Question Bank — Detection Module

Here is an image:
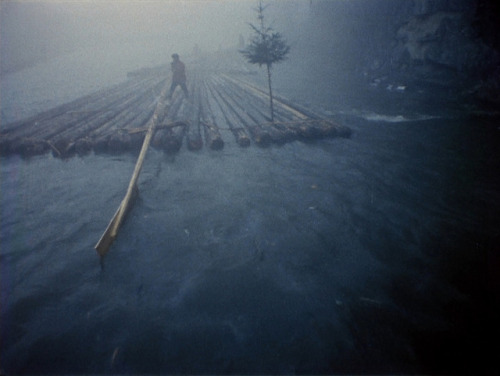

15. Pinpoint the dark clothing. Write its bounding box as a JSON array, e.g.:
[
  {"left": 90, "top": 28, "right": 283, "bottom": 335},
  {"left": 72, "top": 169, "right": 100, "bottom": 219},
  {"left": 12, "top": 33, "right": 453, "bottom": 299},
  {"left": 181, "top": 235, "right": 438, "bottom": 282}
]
[
  {"left": 169, "top": 81, "right": 189, "bottom": 99},
  {"left": 171, "top": 60, "right": 186, "bottom": 83},
  {"left": 168, "top": 59, "right": 188, "bottom": 99}
]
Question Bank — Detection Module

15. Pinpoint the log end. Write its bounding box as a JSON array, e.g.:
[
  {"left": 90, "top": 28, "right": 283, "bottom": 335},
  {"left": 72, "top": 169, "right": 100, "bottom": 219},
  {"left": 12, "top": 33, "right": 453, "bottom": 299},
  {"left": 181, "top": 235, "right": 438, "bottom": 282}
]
[
  {"left": 153, "top": 128, "right": 184, "bottom": 154},
  {"left": 187, "top": 137, "right": 203, "bottom": 151},
  {"left": 108, "top": 132, "right": 133, "bottom": 153},
  {"left": 75, "top": 138, "right": 92, "bottom": 156},
  {"left": 53, "top": 138, "right": 76, "bottom": 158},
  {"left": 236, "top": 130, "right": 251, "bottom": 147},
  {"left": 93, "top": 136, "right": 111, "bottom": 154},
  {"left": 208, "top": 137, "right": 224, "bottom": 150},
  {"left": 255, "top": 132, "right": 272, "bottom": 147},
  {"left": 2, "top": 138, "right": 49, "bottom": 158},
  {"left": 336, "top": 125, "right": 353, "bottom": 138}
]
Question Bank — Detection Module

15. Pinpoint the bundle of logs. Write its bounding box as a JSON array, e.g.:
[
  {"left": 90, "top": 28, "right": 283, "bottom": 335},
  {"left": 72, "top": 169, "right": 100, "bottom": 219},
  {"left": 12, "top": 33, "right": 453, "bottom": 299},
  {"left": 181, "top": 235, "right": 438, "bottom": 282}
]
[{"left": 0, "top": 70, "right": 351, "bottom": 158}]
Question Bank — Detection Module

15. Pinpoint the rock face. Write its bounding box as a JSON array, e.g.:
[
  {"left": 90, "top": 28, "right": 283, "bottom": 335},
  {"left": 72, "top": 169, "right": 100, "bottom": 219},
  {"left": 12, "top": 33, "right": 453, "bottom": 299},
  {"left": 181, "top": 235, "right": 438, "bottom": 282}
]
[
  {"left": 390, "top": 2, "right": 500, "bottom": 103},
  {"left": 394, "top": 10, "right": 498, "bottom": 75},
  {"left": 397, "top": 12, "right": 467, "bottom": 65},
  {"left": 279, "top": 0, "right": 500, "bottom": 105},
  {"left": 379, "top": 0, "right": 499, "bottom": 103}
]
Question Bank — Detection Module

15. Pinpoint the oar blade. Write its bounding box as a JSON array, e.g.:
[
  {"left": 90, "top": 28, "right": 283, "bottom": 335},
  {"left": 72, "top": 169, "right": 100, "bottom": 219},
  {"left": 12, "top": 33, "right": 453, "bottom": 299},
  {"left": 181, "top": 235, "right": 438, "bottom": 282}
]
[{"left": 95, "top": 205, "right": 122, "bottom": 257}]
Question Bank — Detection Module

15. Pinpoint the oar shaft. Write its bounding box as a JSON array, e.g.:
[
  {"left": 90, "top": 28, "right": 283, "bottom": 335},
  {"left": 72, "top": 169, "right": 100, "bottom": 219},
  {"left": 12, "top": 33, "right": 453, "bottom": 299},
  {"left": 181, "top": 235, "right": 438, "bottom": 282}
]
[{"left": 95, "top": 81, "right": 170, "bottom": 257}]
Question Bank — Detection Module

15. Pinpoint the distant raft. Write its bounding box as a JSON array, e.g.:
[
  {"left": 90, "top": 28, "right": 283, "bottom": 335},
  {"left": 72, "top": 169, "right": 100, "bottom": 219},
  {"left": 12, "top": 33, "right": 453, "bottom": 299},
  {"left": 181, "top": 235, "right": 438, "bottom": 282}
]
[{"left": 0, "top": 69, "right": 351, "bottom": 159}]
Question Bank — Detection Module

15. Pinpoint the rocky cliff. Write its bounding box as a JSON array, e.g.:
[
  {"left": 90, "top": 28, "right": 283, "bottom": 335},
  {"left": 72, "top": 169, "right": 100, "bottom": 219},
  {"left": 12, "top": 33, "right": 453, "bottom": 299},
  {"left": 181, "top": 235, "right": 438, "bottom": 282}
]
[
  {"left": 273, "top": 0, "right": 500, "bottom": 106},
  {"left": 389, "top": 1, "right": 500, "bottom": 103}
]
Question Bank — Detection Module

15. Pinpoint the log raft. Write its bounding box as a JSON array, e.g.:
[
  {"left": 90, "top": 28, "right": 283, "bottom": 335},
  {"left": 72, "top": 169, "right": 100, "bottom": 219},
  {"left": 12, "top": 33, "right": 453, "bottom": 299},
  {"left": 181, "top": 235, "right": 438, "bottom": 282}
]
[{"left": 0, "top": 67, "right": 351, "bottom": 158}]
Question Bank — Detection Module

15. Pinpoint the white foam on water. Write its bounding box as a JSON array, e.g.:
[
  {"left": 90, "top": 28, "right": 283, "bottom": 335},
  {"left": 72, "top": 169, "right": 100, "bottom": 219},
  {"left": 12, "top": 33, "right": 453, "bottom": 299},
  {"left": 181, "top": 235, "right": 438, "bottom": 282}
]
[
  {"left": 330, "top": 109, "right": 442, "bottom": 123},
  {"left": 360, "top": 112, "right": 439, "bottom": 123}
]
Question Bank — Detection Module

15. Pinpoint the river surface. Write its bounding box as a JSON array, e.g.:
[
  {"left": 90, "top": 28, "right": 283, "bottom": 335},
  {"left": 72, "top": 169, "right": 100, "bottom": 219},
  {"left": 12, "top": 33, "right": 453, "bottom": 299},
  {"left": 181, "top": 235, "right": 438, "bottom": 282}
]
[{"left": 1, "top": 50, "right": 499, "bottom": 374}]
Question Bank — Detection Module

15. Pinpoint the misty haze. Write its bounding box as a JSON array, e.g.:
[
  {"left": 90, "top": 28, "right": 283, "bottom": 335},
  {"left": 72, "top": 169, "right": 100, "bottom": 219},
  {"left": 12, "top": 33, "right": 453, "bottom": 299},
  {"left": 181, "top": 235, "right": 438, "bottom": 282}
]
[{"left": 1, "top": 0, "right": 499, "bottom": 374}]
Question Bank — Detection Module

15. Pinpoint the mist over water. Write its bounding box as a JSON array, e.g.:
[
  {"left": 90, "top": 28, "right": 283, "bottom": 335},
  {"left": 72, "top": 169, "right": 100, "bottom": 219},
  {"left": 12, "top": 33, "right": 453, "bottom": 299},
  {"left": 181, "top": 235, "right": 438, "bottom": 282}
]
[{"left": 1, "top": 1, "right": 499, "bottom": 374}]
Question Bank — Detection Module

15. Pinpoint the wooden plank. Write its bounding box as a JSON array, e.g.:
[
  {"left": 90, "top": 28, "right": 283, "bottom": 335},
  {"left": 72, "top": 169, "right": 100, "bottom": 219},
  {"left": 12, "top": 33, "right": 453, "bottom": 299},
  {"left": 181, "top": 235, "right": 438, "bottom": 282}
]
[{"left": 94, "top": 80, "right": 170, "bottom": 257}]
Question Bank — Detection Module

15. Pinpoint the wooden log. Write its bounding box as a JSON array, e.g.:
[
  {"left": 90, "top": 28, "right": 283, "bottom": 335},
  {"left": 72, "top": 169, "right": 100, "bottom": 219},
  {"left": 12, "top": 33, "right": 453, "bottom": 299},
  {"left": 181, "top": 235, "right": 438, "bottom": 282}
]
[
  {"left": 221, "top": 74, "right": 351, "bottom": 140},
  {"left": 211, "top": 76, "right": 271, "bottom": 146},
  {"left": 151, "top": 88, "right": 188, "bottom": 155},
  {"left": 265, "top": 120, "right": 300, "bottom": 142},
  {"left": 0, "top": 78, "right": 138, "bottom": 135},
  {"left": 152, "top": 92, "right": 178, "bottom": 152},
  {"left": 127, "top": 121, "right": 187, "bottom": 135},
  {"left": 4, "top": 137, "right": 49, "bottom": 158},
  {"left": 225, "top": 76, "right": 324, "bottom": 129},
  {"left": 54, "top": 78, "right": 159, "bottom": 143},
  {"left": 185, "top": 81, "right": 203, "bottom": 151},
  {"left": 220, "top": 74, "right": 301, "bottom": 123},
  {"left": 92, "top": 79, "right": 164, "bottom": 136},
  {"left": 212, "top": 76, "right": 294, "bottom": 144},
  {"left": 92, "top": 107, "right": 151, "bottom": 154},
  {"left": 218, "top": 76, "right": 300, "bottom": 144},
  {"left": 187, "top": 124, "right": 203, "bottom": 151},
  {"left": 206, "top": 76, "right": 250, "bottom": 147},
  {"left": 126, "top": 65, "right": 166, "bottom": 79},
  {"left": 312, "top": 119, "right": 351, "bottom": 138},
  {"left": 19, "top": 77, "right": 157, "bottom": 143},
  {"left": 151, "top": 121, "right": 187, "bottom": 154},
  {"left": 166, "top": 83, "right": 197, "bottom": 153},
  {"left": 203, "top": 79, "right": 235, "bottom": 146},
  {"left": 332, "top": 122, "right": 352, "bottom": 138},
  {"left": 92, "top": 135, "right": 111, "bottom": 154},
  {"left": 95, "top": 80, "right": 171, "bottom": 257},
  {"left": 49, "top": 78, "right": 160, "bottom": 151},
  {"left": 1, "top": 63, "right": 351, "bottom": 159},
  {"left": 90, "top": 80, "right": 164, "bottom": 153},
  {"left": 48, "top": 138, "right": 72, "bottom": 158},
  {"left": 0, "top": 137, "right": 12, "bottom": 156},
  {"left": 199, "top": 79, "right": 224, "bottom": 150},
  {"left": 93, "top": 104, "right": 155, "bottom": 154},
  {"left": 74, "top": 137, "right": 93, "bottom": 156},
  {"left": 107, "top": 131, "right": 134, "bottom": 154},
  {"left": 220, "top": 75, "right": 300, "bottom": 141},
  {"left": 167, "top": 122, "right": 187, "bottom": 154},
  {"left": 200, "top": 121, "right": 224, "bottom": 150},
  {"left": 165, "top": 88, "right": 185, "bottom": 119},
  {"left": 0, "top": 77, "right": 161, "bottom": 158}
]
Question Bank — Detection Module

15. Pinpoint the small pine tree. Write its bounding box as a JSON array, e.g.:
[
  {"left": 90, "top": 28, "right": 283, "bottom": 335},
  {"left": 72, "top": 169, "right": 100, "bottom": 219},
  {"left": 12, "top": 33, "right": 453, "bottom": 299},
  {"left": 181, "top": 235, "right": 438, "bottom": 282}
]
[{"left": 240, "top": 1, "right": 290, "bottom": 122}]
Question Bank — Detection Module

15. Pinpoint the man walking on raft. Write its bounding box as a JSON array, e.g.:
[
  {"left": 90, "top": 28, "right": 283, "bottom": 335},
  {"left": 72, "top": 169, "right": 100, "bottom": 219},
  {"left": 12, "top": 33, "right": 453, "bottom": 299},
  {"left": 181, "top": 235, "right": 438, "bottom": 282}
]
[{"left": 168, "top": 53, "right": 188, "bottom": 100}]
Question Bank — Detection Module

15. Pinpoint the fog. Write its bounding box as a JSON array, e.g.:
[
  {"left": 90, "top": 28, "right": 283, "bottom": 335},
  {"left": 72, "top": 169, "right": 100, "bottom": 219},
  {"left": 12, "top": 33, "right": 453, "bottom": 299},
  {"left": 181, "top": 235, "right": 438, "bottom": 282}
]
[
  {"left": 0, "top": 0, "right": 377, "bottom": 74},
  {"left": 0, "top": 0, "right": 446, "bottom": 84},
  {"left": 1, "top": 0, "right": 260, "bottom": 74},
  {"left": 1, "top": 1, "right": 499, "bottom": 374},
  {"left": 0, "top": 0, "right": 403, "bottom": 119}
]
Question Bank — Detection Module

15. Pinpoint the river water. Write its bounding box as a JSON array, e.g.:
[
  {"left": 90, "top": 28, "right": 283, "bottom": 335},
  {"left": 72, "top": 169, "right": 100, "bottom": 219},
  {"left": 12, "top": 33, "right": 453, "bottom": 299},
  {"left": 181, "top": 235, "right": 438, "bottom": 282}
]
[{"left": 1, "top": 49, "right": 499, "bottom": 374}]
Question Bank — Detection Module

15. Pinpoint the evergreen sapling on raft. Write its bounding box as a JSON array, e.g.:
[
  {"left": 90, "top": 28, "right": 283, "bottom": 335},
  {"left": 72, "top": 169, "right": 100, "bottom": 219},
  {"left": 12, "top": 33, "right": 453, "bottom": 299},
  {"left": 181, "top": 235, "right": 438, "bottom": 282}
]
[{"left": 240, "top": 1, "right": 290, "bottom": 123}]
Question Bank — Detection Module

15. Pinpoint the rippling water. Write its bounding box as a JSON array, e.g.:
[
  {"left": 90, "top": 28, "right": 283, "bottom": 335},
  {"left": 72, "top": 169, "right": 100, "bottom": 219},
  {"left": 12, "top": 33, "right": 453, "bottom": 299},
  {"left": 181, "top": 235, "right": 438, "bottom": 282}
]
[{"left": 1, "top": 53, "right": 499, "bottom": 374}]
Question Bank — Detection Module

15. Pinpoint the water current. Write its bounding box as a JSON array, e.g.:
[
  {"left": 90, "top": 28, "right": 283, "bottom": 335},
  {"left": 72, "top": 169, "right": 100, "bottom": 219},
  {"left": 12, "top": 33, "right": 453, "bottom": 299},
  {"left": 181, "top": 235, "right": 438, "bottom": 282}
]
[{"left": 1, "top": 50, "right": 499, "bottom": 374}]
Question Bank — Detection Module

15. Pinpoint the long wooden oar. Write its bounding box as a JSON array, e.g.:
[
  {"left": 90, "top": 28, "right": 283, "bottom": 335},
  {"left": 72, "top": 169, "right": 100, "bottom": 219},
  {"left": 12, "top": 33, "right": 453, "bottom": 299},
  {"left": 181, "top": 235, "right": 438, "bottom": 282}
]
[{"left": 95, "top": 81, "right": 170, "bottom": 257}]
